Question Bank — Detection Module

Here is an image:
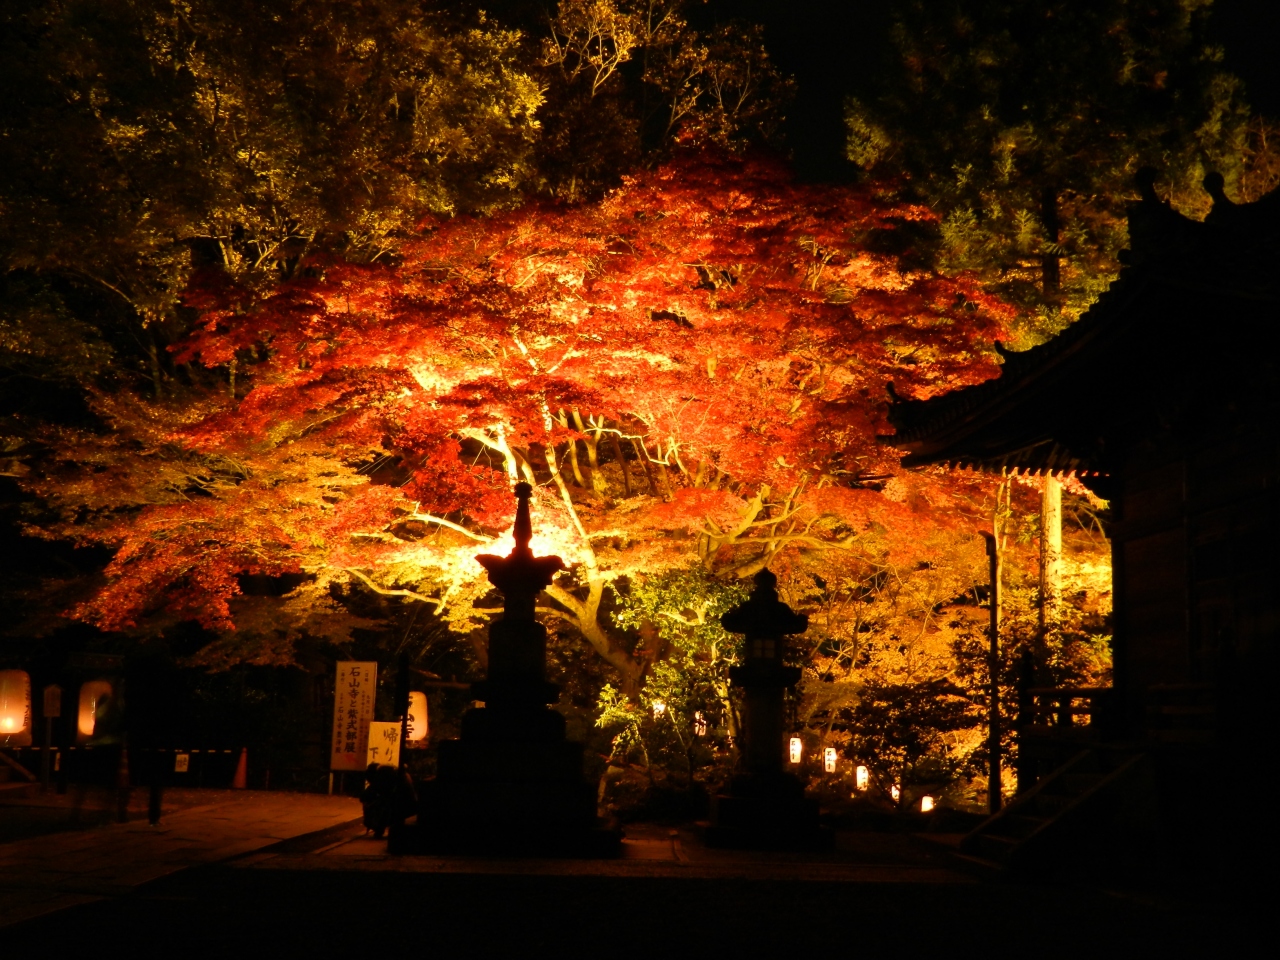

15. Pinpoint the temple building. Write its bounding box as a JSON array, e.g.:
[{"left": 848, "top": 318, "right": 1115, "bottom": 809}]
[{"left": 886, "top": 171, "right": 1280, "bottom": 872}]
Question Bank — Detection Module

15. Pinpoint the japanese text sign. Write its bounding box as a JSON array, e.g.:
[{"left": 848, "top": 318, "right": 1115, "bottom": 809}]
[
  {"left": 366, "top": 721, "right": 402, "bottom": 769},
  {"left": 330, "top": 661, "right": 377, "bottom": 771}
]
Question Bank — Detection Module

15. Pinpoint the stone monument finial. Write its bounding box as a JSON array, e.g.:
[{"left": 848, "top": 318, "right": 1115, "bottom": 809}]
[
  {"left": 512, "top": 480, "right": 534, "bottom": 555},
  {"left": 476, "top": 483, "right": 565, "bottom": 623}
]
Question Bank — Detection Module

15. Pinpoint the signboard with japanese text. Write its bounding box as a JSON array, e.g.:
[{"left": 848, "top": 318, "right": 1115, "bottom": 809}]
[
  {"left": 330, "top": 661, "right": 377, "bottom": 771},
  {"left": 366, "top": 721, "right": 402, "bottom": 768}
]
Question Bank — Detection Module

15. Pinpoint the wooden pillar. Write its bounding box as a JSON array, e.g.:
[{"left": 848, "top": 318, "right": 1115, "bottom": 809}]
[
  {"left": 981, "top": 520, "right": 1003, "bottom": 815},
  {"left": 1039, "top": 474, "right": 1062, "bottom": 635}
]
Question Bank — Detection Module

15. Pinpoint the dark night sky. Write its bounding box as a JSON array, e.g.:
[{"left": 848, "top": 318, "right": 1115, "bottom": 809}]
[{"left": 704, "top": 0, "right": 1280, "bottom": 181}]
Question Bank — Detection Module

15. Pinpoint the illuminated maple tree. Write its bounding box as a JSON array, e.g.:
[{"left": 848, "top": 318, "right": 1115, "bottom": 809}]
[{"left": 22, "top": 152, "right": 1016, "bottom": 690}]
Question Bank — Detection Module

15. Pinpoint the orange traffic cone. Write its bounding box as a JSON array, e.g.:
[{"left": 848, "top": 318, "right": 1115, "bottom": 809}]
[{"left": 232, "top": 747, "right": 248, "bottom": 789}]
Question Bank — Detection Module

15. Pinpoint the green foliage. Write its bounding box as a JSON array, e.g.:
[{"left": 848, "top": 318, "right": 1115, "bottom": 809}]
[
  {"left": 533, "top": 0, "right": 794, "bottom": 198},
  {"left": 846, "top": 0, "right": 1258, "bottom": 340},
  {"left": 840, "top": 677, "right": 980, "bottom": 801},
  {"left": 596, "top": 567, "right": 748, "bottom": 788}
]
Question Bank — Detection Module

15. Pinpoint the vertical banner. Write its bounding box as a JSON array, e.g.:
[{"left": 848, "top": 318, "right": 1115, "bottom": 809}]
[
  {"left": 330, "top": 661, "right": 377, "bottom": 771},
  {"left": 366, "top": 721, "right": 402, "bottom": 768}
]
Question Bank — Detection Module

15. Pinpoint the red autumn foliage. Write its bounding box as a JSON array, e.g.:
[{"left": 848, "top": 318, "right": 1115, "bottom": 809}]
[{"left": 29, "top": 151, "right": 1013, "bottom": 674}]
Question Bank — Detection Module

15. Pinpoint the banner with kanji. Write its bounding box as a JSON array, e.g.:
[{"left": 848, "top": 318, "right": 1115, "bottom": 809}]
[{"left": 330, "top": 661, "right": 377, "bottom": 771}]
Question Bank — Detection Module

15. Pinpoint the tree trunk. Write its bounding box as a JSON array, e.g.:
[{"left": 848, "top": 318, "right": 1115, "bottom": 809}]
[
  {"left": 566, "top": 438, "right": 586, "bottom": 487},
  {"left": 1039, "top": 473, "right": 1063, "bottom": 635},
  {"left": 572, "top": 410, "right": 608, "bottom": 496},
  {"left": 148, "top": 337, "right": 165, "bottom": 400},
  {"left": 631, "top": 438, "right": 657, "bottom": 496},
  {"left": 610, "top": 432, "right": 632, "bottom": 497},
  {"left": 1041, "top": 186, "right": 1061, "bottom": 300}
]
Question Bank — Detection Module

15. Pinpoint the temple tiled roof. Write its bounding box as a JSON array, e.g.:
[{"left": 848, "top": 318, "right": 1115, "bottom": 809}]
[{"left": 884, "top": 171, "right": 1280, "bottom": 475}]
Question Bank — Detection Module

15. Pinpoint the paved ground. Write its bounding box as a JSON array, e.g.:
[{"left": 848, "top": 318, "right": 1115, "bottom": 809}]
[
  {"left": 0, "top": 790, "right": 360, "bottom": 928},
  {"left": 1, "top": 792, "right": 1258, "bottom": 952}
]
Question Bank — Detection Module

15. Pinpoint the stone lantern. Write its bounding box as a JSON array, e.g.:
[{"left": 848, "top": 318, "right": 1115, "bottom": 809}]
[
  {"left": 415, "top": 482, "right": 620, "bottom": 855},
  {"left": 707, "top": 569, "right": 831, "bottom": 848}
]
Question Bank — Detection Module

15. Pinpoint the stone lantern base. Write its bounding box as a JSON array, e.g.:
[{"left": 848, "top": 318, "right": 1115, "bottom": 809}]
[
  {"left": 412, "top": 696, "right": 621, "bottom": 857},
  {"left": 705, "top": 772, "right": 834, "bottom": 850}
]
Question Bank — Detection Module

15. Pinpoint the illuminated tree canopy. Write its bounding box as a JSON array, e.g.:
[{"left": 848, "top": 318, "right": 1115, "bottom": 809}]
[{"left": 23, "top": 153, "right": 1014, "bottom": 684}]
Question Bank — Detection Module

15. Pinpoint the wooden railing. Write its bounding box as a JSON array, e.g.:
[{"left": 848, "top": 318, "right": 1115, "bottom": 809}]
[
  {"left": 1018, "top": 686, "right": 1117, "bottom": 739},
  {"left": 1014, "top": 682, "right": 1118, "bottom": 793}
]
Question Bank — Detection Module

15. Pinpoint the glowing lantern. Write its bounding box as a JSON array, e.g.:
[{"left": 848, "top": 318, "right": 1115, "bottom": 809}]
[
  {"left": 652, "top": 700, "right": 666, "bottom": 720},
  {"left": 890, "top": 784, "right": 901, "bottom": 803},
  {"left": 406, "top": 691, "right": 428, "bottom": 743},
  {"left": 920, "top": 796, "right": 936, "bottom": 813},
  {"left": 823, "top": 747, "right": 837, "bottom": 773},
  {"left": 77, "top": 680, "right": 113, "bottom": 741},
  {"left": 693, "top": 711, "right": 707, "bottom": 737},
  {"left": 788, "top": 737, "right": 802, "bottom": 764},
  {"left": 855, "top": 765, "right": 870, "bottom": 791},
  {"left": 0, "top": 670, "right": 32, "bottom": 745}
]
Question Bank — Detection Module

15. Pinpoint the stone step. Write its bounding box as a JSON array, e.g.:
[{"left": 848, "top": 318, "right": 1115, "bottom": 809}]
[
  {"left": 973, "top": 833, "right": 1019, "bottom": 862},
  {"left": 998, "top": 814, "right": 1050, "bottom": 840}
]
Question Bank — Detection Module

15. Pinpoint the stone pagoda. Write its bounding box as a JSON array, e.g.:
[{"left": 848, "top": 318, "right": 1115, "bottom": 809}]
[
  {"left": 415, "top": 482, "right": 619, "bottom": 855},
  {"left": 707, "top": 569, "right": 831, "bottom": 849}
]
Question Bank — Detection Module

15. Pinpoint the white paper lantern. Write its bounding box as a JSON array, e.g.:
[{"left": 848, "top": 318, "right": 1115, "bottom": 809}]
[
  {"left": 855, "top": 765, "right": 870, "bottom": 791},
  {"left": 77, "top": 680, "right": 113, "bottom": 741},
  {"left": 890, "top": 784, "right": 901, "bottom": 803},
  {"left": 823, "top": 747, "right": 837, "bottom": 773},
  {"left": 0, "top": 670, "right": 32, "bottom": 745},
  {"left": 788, "top": 737, "right": 802, "bottom": 764},
  {"left": 920, "top": 795, "right": 936, "bottom": 813},
  {"left": 652, "top": 700, "right": 666, "bottom": 719},
  {"left": 406, "top": 691, "right": 428, "bottom": 742}
]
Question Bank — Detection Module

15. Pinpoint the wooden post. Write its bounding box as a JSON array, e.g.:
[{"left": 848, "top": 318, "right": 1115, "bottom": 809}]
[
  {"left": 981, "top": 523, "right": 1003, "bottom": 815},
  {"left": 1015, "top": 649, "right": 1035, "bottom": 794},
  {"left": 1039, "top": 474, "right": 1062, "bottom": 635}
]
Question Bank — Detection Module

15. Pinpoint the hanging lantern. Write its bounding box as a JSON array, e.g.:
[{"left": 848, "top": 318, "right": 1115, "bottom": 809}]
[
  {"left": 0, "top": 670, "right": 32, "bottom": 745},
  {"left": 855, "top": 765, "right": 870, "bottom": 791},
  {"left": 406, "top": 691, "right": 428, "bottom": 743},
  {"left": 890, "top": 784, "right": 901, "bottom": 803},
  {"left": 652, "top": 700, "right": 666, "bottom": 719},
  {"left": 77, "top": 680, "right": 113, "bottom": 741},
  {"left": 823, "top": 747, "right": 837, "bottom": 773},
  {"left": 788, "top": 737, "right": 802, "bottom": 764},
  {"left": 693, "top": 711, "right": 707, "bottom": 737},
  {"left": 920, "top": 796, "right": 936, "bottom": 813}
]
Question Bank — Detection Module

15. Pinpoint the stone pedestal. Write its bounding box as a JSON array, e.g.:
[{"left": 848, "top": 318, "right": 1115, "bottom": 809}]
[
  {"left": 705, "top": 570, "right": 832, "bottom": 849},
  {"left": 414, "top": 483, "right": 620, "bottom": 856}
]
